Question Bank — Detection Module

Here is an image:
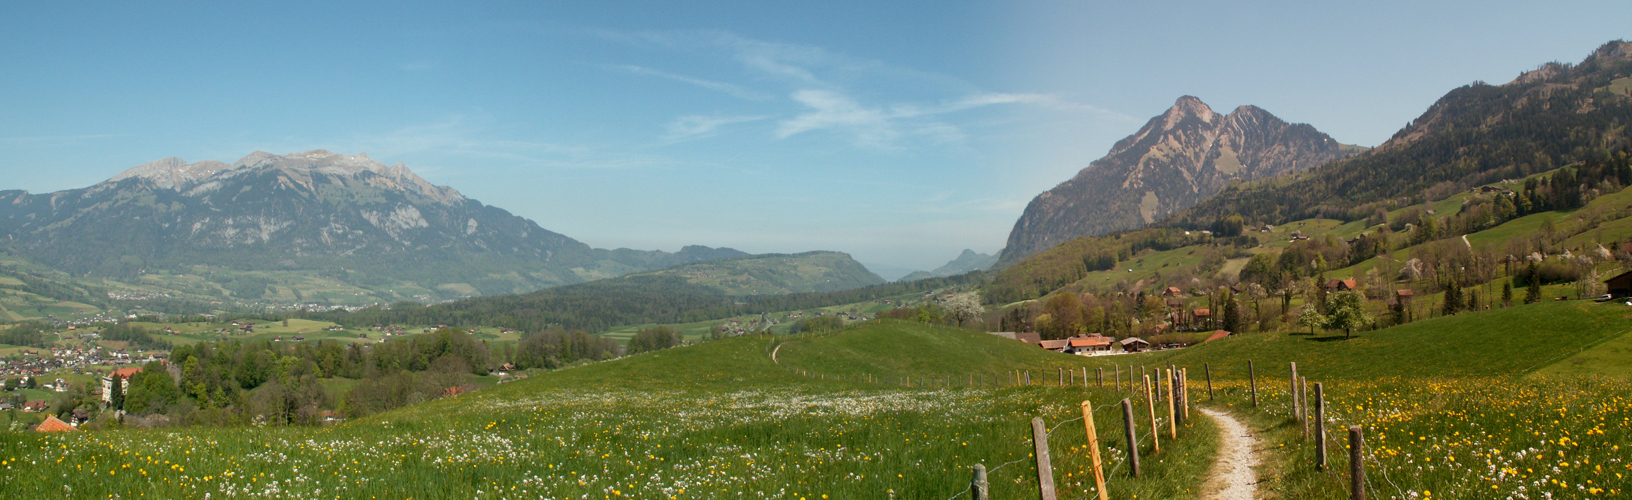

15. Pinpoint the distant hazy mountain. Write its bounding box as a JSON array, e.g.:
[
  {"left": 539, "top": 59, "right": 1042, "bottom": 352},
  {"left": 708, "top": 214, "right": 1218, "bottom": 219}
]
[
  {"left": 0, "top": 150, "right": 745, "bottom": 299},
  {"left": 899, "top": 249, "right": 996, "bottom": 281},
  {"left": 998, "top": 96, "right": 1361, "bottom": 264}
]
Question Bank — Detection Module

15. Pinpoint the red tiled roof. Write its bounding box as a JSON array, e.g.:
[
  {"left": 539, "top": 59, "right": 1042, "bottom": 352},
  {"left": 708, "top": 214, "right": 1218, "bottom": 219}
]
[
  {"left": 1069, "top": 336, "right": 1112, "bottom": 348},
  {"left": 1204, "top": 330, "right": 1232, "bottom": 342},
  {"left": 1192, "top": 309, "right": 1211, "bottom": 317},
  {"left": 35, "top": 415, "right": 76, "bottom": 432},
  {"left": 1395, "top": 289, "right": 1415, "bottom": 297},
  {"left": 1038, "top": 339, "right": 1071, "bottom": 350},
  {"left": 111, "top": 367, "right": 143, "bottom": 379}
]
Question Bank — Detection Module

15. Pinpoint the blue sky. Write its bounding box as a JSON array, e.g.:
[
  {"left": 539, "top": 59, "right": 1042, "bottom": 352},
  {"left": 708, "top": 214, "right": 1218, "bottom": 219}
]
[{"left": 2, "top": 1, "right": 1629, "bottom": 272}]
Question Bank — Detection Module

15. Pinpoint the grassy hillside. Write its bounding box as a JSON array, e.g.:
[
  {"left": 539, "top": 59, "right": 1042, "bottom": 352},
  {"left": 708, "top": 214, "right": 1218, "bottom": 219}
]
[
  {"left": 1068, "top": 301, "right": 1632, "bottom": 498},
  {"left": 0, "top": 321, "right": 1218, "bottom": 499},
  {"left": 642, "top": 251, "right": 886, "bottom": 295}
]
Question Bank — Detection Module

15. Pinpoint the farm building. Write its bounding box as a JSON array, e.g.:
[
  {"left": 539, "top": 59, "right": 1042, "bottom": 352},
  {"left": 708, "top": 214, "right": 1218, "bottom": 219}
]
[
  {"left": 1203, "top": 330, "right": 1233, "bottom": 343},
  {"left": 1605, "top": 270, "right": 1632, "bottom": 297},
  {"left": 1067, "top": 334, "right": 1113, "bottom": 354},
  {"left": 1038, "top": 339, "right": 1071, "bottom": 352},
  {"left": 1325, "top": 279, "right": 1359, "bottom": 291},
  {"left": 1119, "top": 337, "right": 1150, "bottom": 352}
]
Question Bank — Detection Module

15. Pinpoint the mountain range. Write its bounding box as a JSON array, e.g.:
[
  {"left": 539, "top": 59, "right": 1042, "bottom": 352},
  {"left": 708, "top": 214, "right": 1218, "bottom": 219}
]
[
  {"left": 899, "top": 249, "right": 997, "bottom": 281},
  {"left": 998, "top": 96, "right": 1364, "bottom": 264},
  {"left": 0, "top": 150, "right": 749, "bottom": 302}
]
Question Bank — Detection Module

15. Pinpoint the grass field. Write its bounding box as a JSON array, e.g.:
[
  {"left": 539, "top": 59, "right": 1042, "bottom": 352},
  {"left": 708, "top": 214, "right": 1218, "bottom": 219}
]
[
  {"left": 1076, "top": 300, "right": 1632, "bottom": 498},
  {"left": 0, "top": 321, "right": 1218, "bottom": 499}
]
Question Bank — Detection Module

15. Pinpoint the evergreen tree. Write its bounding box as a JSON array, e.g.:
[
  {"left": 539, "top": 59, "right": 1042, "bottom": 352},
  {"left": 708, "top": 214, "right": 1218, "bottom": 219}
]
[
  {"left": 1442, "top": 281, "right": 1463, "bottom": 316},
  {"left": 1502, "top": 282, "right": 1514, "bottom": 307},
  {"left": 109, "top": 373, "right": 124, "bottom": 411},
  {"left": 1222, "top": 292, "right": 1242, "bottom": 333},
  {"left": 1524, "top": 264, "right": 1543, "bottom": 304}
]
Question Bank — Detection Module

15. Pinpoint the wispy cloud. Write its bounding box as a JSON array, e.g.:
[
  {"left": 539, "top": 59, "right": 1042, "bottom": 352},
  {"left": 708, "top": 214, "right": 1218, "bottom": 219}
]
[
  {"left": 663, "top": 115, "right": 769, "bottom": 142},
  {"left": 598, "top": 28, "right": 1130, "bottom": 148},
  {"left": 607, "top": 64, "right": 773, "bottom": 101}
]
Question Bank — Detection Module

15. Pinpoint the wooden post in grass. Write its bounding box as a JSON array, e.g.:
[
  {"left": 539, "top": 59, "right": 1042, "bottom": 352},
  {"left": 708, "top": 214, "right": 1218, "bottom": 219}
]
[
  {"left": 1168, "top": 369, "right": 1181, "bottom": 437},
  {"left": 1061, "top": 367, "right": 1066, "bottom": 387},
  {"left": 1031, "top": 417, "right": 1058, "bottom": 500},
  {"left": 1097, "top": 367, "right": 1104, "bottom": 388},
  {"left": 1026, "top": 371, "right": 1032, "bottom": 386},
  {"left": 1081, "top": 400, "right": 1109, "bottom": 500},
  {"left": 1206, "top": 363, "right": 1214, "bottom": 400},
  {"left": 1144, "top": 375, "right": 1159, "bottom": 453},
  {"left": 1121, "top": 399, "right": 1140, "bottom": 478},
  {"left": 971, "top": 464, "right": 989, "bottom": 500},
  {"left": 1181, "top": 368, "right": 1190, "bottom": 420},
  {"left": 1301, "top": 377, "right": 1310, "bottom": 439},
  {"left": 1115, "top": 365, "right": 1121, "bottom": 391},
  {"left": 1315, "top": 382, "right": 1327, "bottom": 470},
  {"left": 1349, "top": 426, "right": 1365, "bottom": 500},
  {"left": 1248, "top": 360, "right": 1258, "bottom": 407},
  {"left": 1291, "top": 362, "right": 1300, "bottom": 420}
]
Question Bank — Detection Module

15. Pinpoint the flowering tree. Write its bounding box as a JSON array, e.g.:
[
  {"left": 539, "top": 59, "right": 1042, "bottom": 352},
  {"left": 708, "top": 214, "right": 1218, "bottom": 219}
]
[{"left": 946, "top": 293, "right": 987, "bottom": 329}]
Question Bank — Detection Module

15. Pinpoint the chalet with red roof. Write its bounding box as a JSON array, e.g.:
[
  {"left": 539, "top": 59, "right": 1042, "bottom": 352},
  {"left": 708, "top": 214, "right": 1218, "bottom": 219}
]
[{"left": 1325, "top": 279, "right": 1359, "bottom": 291}]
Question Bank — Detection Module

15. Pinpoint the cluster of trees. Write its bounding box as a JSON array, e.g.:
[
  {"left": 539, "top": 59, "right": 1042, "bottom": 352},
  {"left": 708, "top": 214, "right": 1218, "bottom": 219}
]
[
  {"left": 625, "top": 326, "right": 681, "bottom": 354},
  {"left": 99, "top": 322, "right": 172, "bottom": 350},
  {"left": 0, "top": 321, "right": 51, "bottom": 347},
  {"left": 72, "top": 325, "right": 610, "bottom": 426},
  {"left": 788, "top": 316, "right": 844, "bottom": 334}
]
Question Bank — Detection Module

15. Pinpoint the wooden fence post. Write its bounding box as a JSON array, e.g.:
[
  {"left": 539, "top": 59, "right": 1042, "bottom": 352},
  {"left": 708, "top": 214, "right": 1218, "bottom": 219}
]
[
  {"left": 1026, "top": 371, "right": 1032, "bottom": 386},
  {"left": 1121, "top": 399, "right": 1140, "bottom": 478},
  {"left": 1248, "top": 360, "right": 1258, "bottom": 407},
  {"left": 1144, "top": 375, "right": 1159, "bottom": 453},
  {"left": 971, "top": 463, "right": 990, "bottom": 500},
  {"left": 1031, "top": 417, "right": 1058, "bottom": 500},
  {"left": 1315, "top": 382, "right": 1327, "bottom": 470},
  {"left": 1081, "top": 401, "right": 1108, "bottom": 500},
  {"left": 1114, "top": 365, "right": 1121, "bottom": 391},
  {"left": 1290, "top": 362, "right": 1299, "bottom": 417},
  {"left": 1301, "top": 377, "right": 1310, "bottom": 439},
  {"left": 1206, "top": 363, "right": 1214, "bottom": 400},
  {"left": 1349, "top": 425, "right": 1365, "bottom": 500},
  {"left": 1181, "top": 368, "right": 1190, "bottom": 421},
  {"left": 1060, "top": 367, "right": 1065, "bottom": 387},
  {"left": 1166, "top": 369, "right": 1177, "bottom": 440},
  {"left": 1097, "top": 367, "right": 1104, "bottom": 388}
]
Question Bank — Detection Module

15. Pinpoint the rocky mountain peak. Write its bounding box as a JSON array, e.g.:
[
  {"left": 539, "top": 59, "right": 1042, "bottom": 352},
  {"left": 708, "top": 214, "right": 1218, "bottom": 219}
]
[
  {"left": 1161, "top": 95, "right": 1218, "bottom": 128},
  {"left": 106, "top": 151, "right": 465, "bottom": 205},
  {"left": 999, "top": 97, "right": 1357, "bottom": 264}
]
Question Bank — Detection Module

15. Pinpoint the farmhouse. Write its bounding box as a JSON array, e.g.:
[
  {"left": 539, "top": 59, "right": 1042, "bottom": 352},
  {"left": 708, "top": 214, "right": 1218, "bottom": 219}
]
[
  {"left": 1203, "top": 330, "right": 1233, "bottom": 343},
  {"left": 1067, "top": 334, "right": 1113, "bottom": 354},
  {"left": 1161, "top": 287, "right": 1183, "bottom": 298},
  {"left": 1325, "top": 279, "right": 1359, "bottom": 291},
  {"left": 1119, "top": 337, "right": 1150, "bottom": 352},
  {"left": 22, "top": 400, "right": 49, "bottom": 412},
  {"left": 1605, "top": 270, "right": 1632, "bottom": 297},
  {"left": 1038, "top": 339, "right": 1071, "bottom": 352}
]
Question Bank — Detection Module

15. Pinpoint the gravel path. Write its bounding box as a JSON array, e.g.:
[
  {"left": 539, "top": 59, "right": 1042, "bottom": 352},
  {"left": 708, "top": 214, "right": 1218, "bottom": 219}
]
[{"left": 1199, "top": 408, "right": 1261, "bottom": 500}]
